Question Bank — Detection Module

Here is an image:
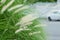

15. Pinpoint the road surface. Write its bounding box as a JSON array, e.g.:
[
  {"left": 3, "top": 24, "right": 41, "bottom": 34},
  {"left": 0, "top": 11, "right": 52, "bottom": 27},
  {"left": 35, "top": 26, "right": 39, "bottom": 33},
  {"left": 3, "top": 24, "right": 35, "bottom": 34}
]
[
  {"left": 31, "top": 2, "right": 60, "bottom": 40},
  {"left": 41, "top": 19, "right": 60, "bottom": 40}
]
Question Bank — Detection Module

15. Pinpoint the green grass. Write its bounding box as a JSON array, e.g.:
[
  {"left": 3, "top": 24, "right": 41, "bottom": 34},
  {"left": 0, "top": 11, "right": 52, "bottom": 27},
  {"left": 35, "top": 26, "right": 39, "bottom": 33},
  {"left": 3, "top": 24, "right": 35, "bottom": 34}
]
[{"left": 0, "top": 0, "right": 46, "bottom": 40}]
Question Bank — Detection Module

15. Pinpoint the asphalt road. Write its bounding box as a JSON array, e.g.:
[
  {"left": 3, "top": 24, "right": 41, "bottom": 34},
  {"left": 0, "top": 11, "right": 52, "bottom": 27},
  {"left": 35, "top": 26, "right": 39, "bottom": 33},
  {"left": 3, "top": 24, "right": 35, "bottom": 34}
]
[
  {"left": 31, "top": 2, "right": 60, "bottom": 40},
  {"left": 42, "top": 19, "right": 60, "bottom": 40}
]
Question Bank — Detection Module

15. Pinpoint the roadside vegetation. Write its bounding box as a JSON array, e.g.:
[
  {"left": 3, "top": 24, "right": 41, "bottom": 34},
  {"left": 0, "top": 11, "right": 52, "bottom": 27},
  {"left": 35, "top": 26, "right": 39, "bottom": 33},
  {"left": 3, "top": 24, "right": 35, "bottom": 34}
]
[{"left": 0, "top": 0, "right": 56, "bottom": 40}]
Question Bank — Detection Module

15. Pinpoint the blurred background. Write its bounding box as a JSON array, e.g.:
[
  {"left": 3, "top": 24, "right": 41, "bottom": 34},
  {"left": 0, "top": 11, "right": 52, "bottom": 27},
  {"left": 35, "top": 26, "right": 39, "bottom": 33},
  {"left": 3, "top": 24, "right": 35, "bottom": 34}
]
[{"left": 30, "top": 0, "right": 60, "bottom": 40}]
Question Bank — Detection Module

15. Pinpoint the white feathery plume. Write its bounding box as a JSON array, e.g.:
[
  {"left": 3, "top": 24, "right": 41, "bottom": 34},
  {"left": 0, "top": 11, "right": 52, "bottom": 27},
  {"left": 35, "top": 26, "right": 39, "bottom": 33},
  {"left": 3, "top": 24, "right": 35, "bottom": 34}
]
[
  {"left": 15, "top": 22, "right": 32, "bottom": 33},
  {"left": 1, "top": 0, "right": 6, "bottom": 4},
  {"left": 29, "top": 31, "right": 41, "bottom": 36},
  {"left": 34, "top": 24, "right": 41, "bottom": 27},
  {"left": 1, "top": 0, "right": 14, "bottom": 13},
  {"left": 16, "top": 13, "right": 39, "bottom": 26},
  {"left": 15, "top": 28, "right": 31, "bottom": 33},
  {"left": 34, "top": 24, "right": 47, "bottom": 27},
  {"left": 24, "top": 0, "right": 27, "bottom": 3},
  {"left": 15, "top": 28, "right": 23, "bottom": 33},
  {"left": 16, "top": 21, "right": 33, "bottom": 26},
  {"left": 14, "top": 5, "right": 29, "bottom": 14},
  {"left": 24, "top": 22, "right": 33, "bottom": 26},
  {"left": 8, "top": 4, "right": 23, "bottom": 11}
]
